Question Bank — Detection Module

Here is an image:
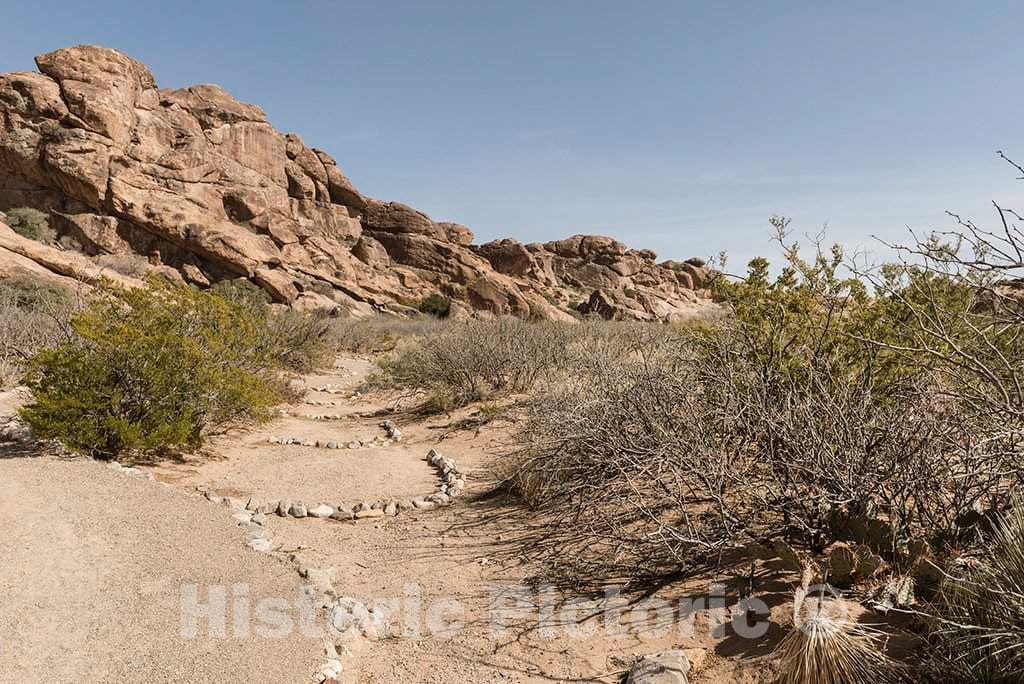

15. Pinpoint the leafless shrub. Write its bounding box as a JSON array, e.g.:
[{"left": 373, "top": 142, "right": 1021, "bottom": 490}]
[
  {"left": 0, "top": 275, "right": 79, "bottom": 387},
  {"left": 262, "top": 308, "right": 332, "bottom": 373},
  {"left": 503, "top": 212, "right": 1024, "bottom": 588},
  {"left": 328, "top": 315, "right": 447, "bottom": 354},
  {"left": 379, "top": 317, "right": 577, "bottom": 409}
]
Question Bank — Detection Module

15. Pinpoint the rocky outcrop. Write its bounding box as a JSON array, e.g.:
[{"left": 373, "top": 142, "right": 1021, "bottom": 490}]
[{"left": 0, "top": 45, "right": 717, "bottom": 321}]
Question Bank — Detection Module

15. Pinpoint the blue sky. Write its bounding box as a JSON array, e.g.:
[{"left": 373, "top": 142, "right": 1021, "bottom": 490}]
[{"left": 4, "top": 1, "right": 1023, "bottom": 270}]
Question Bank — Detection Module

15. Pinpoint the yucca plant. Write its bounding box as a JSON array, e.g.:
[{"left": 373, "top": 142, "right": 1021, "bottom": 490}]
[
  {"left": 776, "top": 570, "right": 904, "bottom": 684},
  {"left": 923, "top": 503, "right": 1024, "bottom": 683}
]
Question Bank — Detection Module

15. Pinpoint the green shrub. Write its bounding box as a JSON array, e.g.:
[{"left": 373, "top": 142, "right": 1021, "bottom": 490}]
[
  {"left": 4, "top": 207, "right": 55, "bottom": 243},
  {"left": 418, "top": 293, "right": 451, "bottom": 318},
  {"left": 19, "top": 278, "right": 284, "bottom": 459},
  {"left": 0, "top": 274, "right": 74, "bottom": 310},
  {"left": 210, "top": 278, "right": 271, "bottom": 314}
]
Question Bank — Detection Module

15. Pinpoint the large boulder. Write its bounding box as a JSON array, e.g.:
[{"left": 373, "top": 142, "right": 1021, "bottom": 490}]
[
  {"left": 475, "top": 239, "right": 536, "bottom": 277},
  {"left": 0, "top": 44, "right": 718, "bottom": 321}
]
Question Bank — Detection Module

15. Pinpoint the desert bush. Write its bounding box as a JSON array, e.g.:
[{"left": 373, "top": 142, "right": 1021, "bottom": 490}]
[
  {"left": 92, "top": 253, "right": 151, "bottom": 278},
  {"left": 210, "top": 277, "right": 272, "bottom": 314},
  {"left": 4, "top": 207, "right": 56, "bottom": 243},
  {"left": 379, "top": 317, "right": 576, "bottom": 409},
  {"left": 418, "top": 292, "right": 451, "bottom": 318},
  {"left": 19, "top": 278, "right": 285, "bottom": 459},
  {"left": 207, "top": 278, "right": 331, "bottom": 373},
  {"left": 330, "top": 315, "right": 446, "bottom": 354},
  {"left": 505, "top": 214, "right": 1024, "bottom": 586},
  {"left": 261, "top": 308, "right": 332, "bottom": 373},
  {"left": 0, "top": 275, "right": 77, "bottom": 388}
]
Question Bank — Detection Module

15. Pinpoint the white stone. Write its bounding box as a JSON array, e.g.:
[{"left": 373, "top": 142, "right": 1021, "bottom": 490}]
[
  {"left": 248, "top": 538, "right": 273, "bottom": 553},
  {"left": 309, "top": 504, "right": 335, "bottom": 518}
]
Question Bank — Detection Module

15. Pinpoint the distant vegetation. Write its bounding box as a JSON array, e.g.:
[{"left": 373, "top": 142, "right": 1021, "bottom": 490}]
[
  {"left": 417, "top": 292, "right": 451, "bottom": 318},
  {"left": 3, "top": 207, "right": 55, "bottom": 243}
]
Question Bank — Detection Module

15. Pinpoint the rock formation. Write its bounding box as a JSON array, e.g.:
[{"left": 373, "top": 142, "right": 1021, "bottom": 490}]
[{"left": 0, "top": 45, "right": 717, "bottom": 321}]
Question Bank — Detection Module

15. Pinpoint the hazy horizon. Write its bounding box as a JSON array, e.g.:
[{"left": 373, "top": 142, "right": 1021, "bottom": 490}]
[{"left": 5, "top": 0, "right": 1023, "bottom": 271}]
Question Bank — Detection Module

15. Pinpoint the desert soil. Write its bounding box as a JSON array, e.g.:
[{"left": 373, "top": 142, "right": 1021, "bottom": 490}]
[{"left": 0, "top": 359, "right": 783, "bottom": 684}]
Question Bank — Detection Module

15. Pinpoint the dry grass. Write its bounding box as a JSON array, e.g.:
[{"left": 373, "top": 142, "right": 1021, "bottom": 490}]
[{"left": 923, "top": 502, "right": 1024, "bottom": 682}]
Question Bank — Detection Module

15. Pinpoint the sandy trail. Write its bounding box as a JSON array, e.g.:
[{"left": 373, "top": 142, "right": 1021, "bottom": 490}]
[
  {"left": 146, "top": 359, "right": 771, "bottom": 683},
  {"left": 1, "top": 358, "right": 776, "bottom": 683},
  {"left": 0, "top": 452, "right": 323, "bottom": 683}
]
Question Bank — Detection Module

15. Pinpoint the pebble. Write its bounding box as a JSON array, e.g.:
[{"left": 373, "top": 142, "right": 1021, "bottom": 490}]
[
  {"left": 244, "top": 523, "right": 267, "bottom": 540},
  {"left": 330, "top": 507, "right": 354, "bottom": 521},
  {"left": 384, "top": 502, "right": 398, "bottom": 516},
  {"left": 248, "top": 538, "right": 273, "bottom": 553},
  {"left": 277, "top": 500, "right": 292, "bottom": 517},
  {"left": 309, "top": 504, "right": 335, "bottom": 518},
  {"left": 289, "top": 502, "right": 308, "bottom": 518}
]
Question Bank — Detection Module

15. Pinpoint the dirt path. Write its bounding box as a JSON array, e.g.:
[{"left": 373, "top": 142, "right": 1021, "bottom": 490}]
[
  {"left": 0, "top": 452, "right": 323, "bottom": 683},
  {"left": 1, "top": 360, "right": 777, "bottom": 683},
  {"left": 145, "top": 359, "right": 773, "bottom": 683}
]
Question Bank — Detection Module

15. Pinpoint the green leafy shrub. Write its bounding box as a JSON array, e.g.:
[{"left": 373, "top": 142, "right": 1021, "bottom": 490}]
[
  {"left": 19, "top": 278, "right": 284, "bottom": 459},
  {"left": 418, "top": 293, "right": 451, "bottom": 318},
  {"left": 4, "top": 207, "right": 55, "bottom": 243}
]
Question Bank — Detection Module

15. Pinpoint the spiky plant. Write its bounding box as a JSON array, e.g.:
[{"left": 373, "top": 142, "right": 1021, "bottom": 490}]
[
  {"left": 924, "top": 503, "right": 1024, "bottom": 682},
  {"left": 776, "top": 578, "right": 903, "bottom": 684}
]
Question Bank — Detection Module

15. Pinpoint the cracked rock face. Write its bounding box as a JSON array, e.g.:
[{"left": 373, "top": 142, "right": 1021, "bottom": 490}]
[{"left": 0, "top": 44, "right": 717, "bottom": 321}]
